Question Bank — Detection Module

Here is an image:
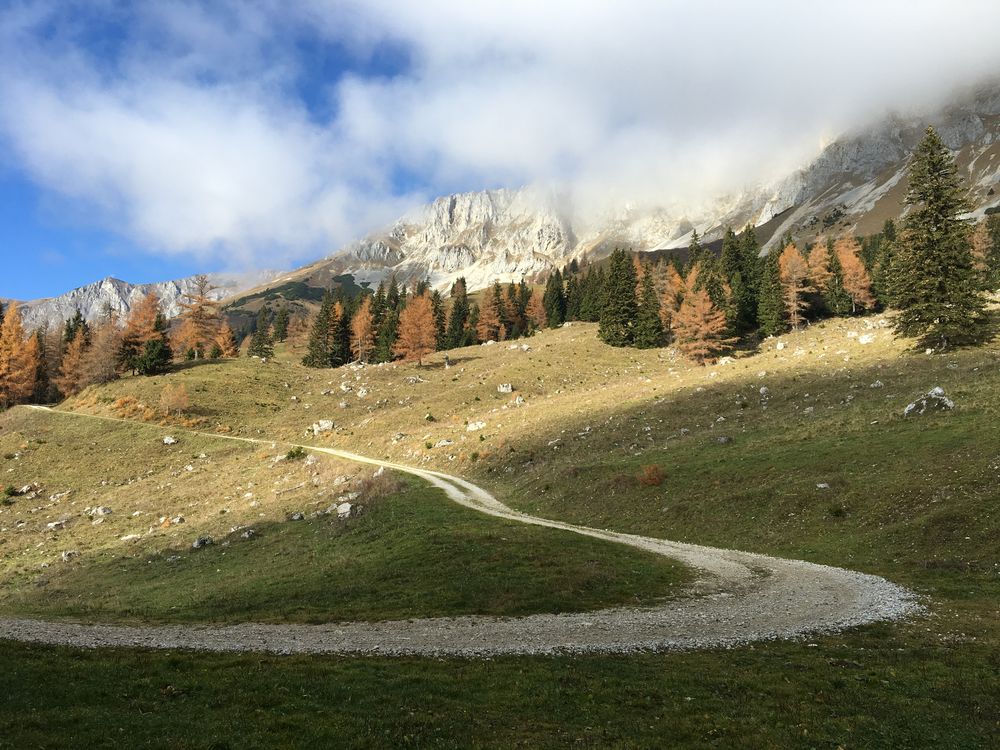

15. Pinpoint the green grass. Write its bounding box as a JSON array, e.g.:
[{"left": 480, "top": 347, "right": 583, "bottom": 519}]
[
  {"left": 0, "top": 408, "right": 688, "bottom": 623},
  {"left": 3, "top": 318, "right": 999, "bottom": 747}
]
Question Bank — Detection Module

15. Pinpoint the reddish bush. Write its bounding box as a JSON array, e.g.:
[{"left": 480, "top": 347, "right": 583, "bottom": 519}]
[{"left": 636, "top": 465, "right": 665, "bottom": 487}]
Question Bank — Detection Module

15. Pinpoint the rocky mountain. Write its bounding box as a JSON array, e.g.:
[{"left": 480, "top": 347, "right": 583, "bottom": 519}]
[
  {"left": 270, "top": 83, "right": 1000, "bottom": 296},
  {"left": 9, "top": 271, "right": 280, "bottom": 331}
]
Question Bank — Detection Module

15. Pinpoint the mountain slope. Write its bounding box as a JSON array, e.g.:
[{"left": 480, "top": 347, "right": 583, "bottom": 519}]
[{"left": 9, "top": 271, "right": 280, "bottom": 330}]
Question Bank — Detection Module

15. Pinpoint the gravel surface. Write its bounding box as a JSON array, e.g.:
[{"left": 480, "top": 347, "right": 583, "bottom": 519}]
[{"left": 0, "top": 407, "right": 922, "bottom": 656}]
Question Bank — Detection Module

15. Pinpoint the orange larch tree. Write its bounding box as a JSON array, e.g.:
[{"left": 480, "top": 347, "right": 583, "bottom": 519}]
[
  {"left": 119, "top": 292, "right": 166, "bottom": 372},
  {"left": 214, "top": 320, "right": 239, "bottom": 358},
  {"left": 525, "top": 290, "right": 546, "bottom": 329},
  {"left": 807, "top": 240, "right": 833, "bottom": 290},
  {"left": 835, "top": 237, "right": 876, "bottom": 312},
  {"left": 175, "top": 275, "right": 221, "bottom": 358},
  {"left": 350, "top": 296, "right": 376, "bottom": 362},
  {"left": 660, "top": 264, "right": 686, "bottom": 331},
  {"left": 53, "top": 327, "right": 88, "bottom": 397},
  {"left": 476, "top": 287, "right": 502, "bottom": 342},
  {"left": 778, "top": 243, "right": 813, "bottom": 329},
  {"left": 392, "top": 293, "right": 437, "bottom": 365},
  {"left": 671, "top": 267, "right": 736, "bottom": 364},
  {"left": 0, "top": 303, "right": 39, "bottom": 408}
]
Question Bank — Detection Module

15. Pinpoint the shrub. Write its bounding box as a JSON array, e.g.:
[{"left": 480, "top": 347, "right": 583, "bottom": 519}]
[
  {"left": 286, "top": 446, "right": 307, "bottom": 461},
  {"left": 160, "top": 383, "right": 190, "bottom": 416},
  {"left": 636, "top": 464, "right": 665, "bottom": 487}
]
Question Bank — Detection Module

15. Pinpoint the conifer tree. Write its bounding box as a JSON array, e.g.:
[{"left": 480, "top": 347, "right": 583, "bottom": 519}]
[
  {"left": 246, "top": 308, "right": 275, "bottom": 358},
  {"left": 542, "top": 270, "right": 566, "bottom": 327},
  {"left": 214, "top": 321, "right": 238, "bottom": 358},
  {"left": 0, "top": 303, "right": 39, "bottom": 408},
  {"left": 350, "top": 296, "right": 376, "bottom": 363},
  {"left": 393, "top": 293, "right": 437, "bottom": 365},
  {"left": 564, "top": 276, "right": 582, "bottom": 320},
  {"left": 807, "top": 239, "right": 834, "bottom": 291},
  {"left": 476, "top": 284, "right": 502, "bottom": 342},
  {"left": 660, "top": 264, "right": 686, "bottom": 332},
  {"left": 119, "top": 293, "right": 169, "bottom": 373},
  {"left": 79, "top": 318, "right": 122, "bottom": 387},
  {"left": 599, "top": 249, "right": 638, "bottom": 347},
  {"left": 445, "top": 277, "right": 471, "bottom": 349},
  {"left": 430, "top": 290, "right": 447, "bottom": 349},
  {"left": 63, "top": 309, "right": 89, "bottom": 344},
  {"left": 526, "top": 290, "right": 546, "bottom": 330},
  {"left": 836, "top": 237, "right": 875, "bottom": 313},
  {"left": 176, "top": 275, "right": 221, "bottom": 358},
  {"left": 871, "top": 219, "right": 898, "bottom": 307},
  {"left": 673, "top": 267, "right": 736, "bottom": 364},
  {"left": 720, "top": 228, "right": 741, "bottom": 279},
  {"left": 303, "top": 293, "right": 334, "bottom": 367},
  {"left": 633, "top": 266, "right": 663, "bottom": 349},
  {"left": 893, "top": 126, "right": 986, "bottom": 349},
  {"left": 53, "top": 328, "right": 88, "bottom": 397},
  {"left": 985, "top": 215, "right": 1000, "bottom": 290},
  {"left": 757, "top": 251, "right": 785, "bottom": 336},
  {"left": 374, "top": 307, "right": 399, "bottom": 363},
  {"left": 778, "top": 244, "right": 813, "bottom": 329},
  {"left": 687, "top": 229, "right": 705, "bottom": 270},
  {"left": 273, "top": 307, "right": 290, "bottom": 342},
  {"left": 371, "top": 282, "right": 387, "bottom": 330}
]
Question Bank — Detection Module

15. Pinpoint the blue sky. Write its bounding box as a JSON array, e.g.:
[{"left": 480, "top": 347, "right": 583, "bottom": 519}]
[{"left": 3, "top": 1, "right": 1000, "bottom": 301}]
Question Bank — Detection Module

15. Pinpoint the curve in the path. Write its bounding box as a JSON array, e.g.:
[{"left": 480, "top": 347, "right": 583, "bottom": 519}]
[{"left": 0, "top": 406, "right": 921, "bottom": 656}]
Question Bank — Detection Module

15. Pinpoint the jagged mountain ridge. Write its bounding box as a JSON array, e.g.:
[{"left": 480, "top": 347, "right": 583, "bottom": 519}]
[
  {"left": 306, "top": 82, "right": 1000, "bottom": 292},
  {"left": 9, "top": 271, "right": 280, "bottom": 330}
]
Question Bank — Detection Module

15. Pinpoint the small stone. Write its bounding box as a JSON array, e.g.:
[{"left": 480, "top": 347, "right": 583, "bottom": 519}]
[
  {"left": 304, "top": 454, "right": 319, "bottom": 466},
  {"left": 191, "top": 536, "right": 213, "bottom": 549},
  {"left": 467, "top": 421, "right": 486, "bottom": 432},
  {"left": 163, "top": 436, "right": 178, "bottom": 445},
  {"left": 336, "top": 502, "right": 353, "bottom": 519},
  {"left": 816, "top": 483, "right": 831, "bottom": 490},
  {"left": 184, "top": 464, "right": 194, "bottom": 472},
  {"left": 241, "top": 528, "right": 256, "bottom": 539},
  {"left": 775, "top": 342, "right": 785, "bottom": 351},
  {"left": 88, "top": 506, "right": 113, "bottom": 517},
  {"left": 46, "top": 520, "right": 67, "bottom": 530},
  {"left": 497, "top": 383, "right": 513, "bottom": 394},
  {"left": 870, "top": 380, "right": 884, "bottom": 388},
  {"left": 858, "top": 334, "right": 875, "bottom": 345},
  {"left": 715, "top": 436, "right": 732, "bottom": 445},
  {"left": 121, "top": 534, "right": 142, "bottom": 543},
  {"left": 287, "top": 512, "right": 305, "bottom": 521},
  {"left": 434, "top": 439, "right": 454, "bottom": 448},
  {"left": 312, "top": 419, "right": 334, "bottom": 436},
  {"left": 60, "top": 550, "right": 79, "bottom": 562}
]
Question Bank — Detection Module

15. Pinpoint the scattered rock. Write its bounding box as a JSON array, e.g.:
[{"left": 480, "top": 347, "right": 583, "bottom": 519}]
[
  {"left": 60, "top": 550, "right": 79, "bottom": 562},
  {"left": 87, "top": 506, "right": 113, "bottom": 517},
  {"left": 497, "top": 383, "right": 513, "bottom": 394},
  {"left": 903, "top": 386, "right": 955, "bottom": 417},
  {"left": 718, "top": 356, "right": 735, "bottom": 365},
  {"left": 333, "top": 475, "right": 350, "bottom": 486},
  {"left": 715, "top": 436, "right": 733, "bottom": 445},
  {"left": 171, "top": 515, "right": 185, "bottom": 525},
  {"left": 163, "top": 436, "right": 178, "bottom": 445},
  {"left": 312, "top": 419, "right": 334, "bottom": 436},
  {"left": 184, "top": 464, "right": 195, "bottom": 472},
  {"left": 304, "top": 454, "right": 319, "bottom": 466},
  {"left": 121, "top": 534, "right": 142, "bottom": 543},
  {"left": 336, "top": 502, "right": 353, "bottom": 519},
  {"left": 434, "top": 439, "right": 454, "bottom": 449},
  {"left": 775, "top": 342, "right": 785, "bottom": 351},
  {"left": 513, "top": 395, "right": 526, "bottom": 406},
  {"left": 287, "top": 512, "right": 305, "bottom": 521},
  {"left": 373, "top": 466, "right": 385, "bottom": 478},
  {"left": 467, "top": 421, "right": 486, "bottom": 432},
  {"left": 241, "top": 529, "right": 256, "bottom": 539},
  {"left": 46, "top": 520, "right": 67, "bottom": 530},
  {"left": 357, "top": 388, "right": 369, "bottom": 398},
  {"left": 816, "top": 483, "right": 831, "bottom": 490},
  {"left": 858, "top": 334, "right": 875, "bottom": 345},
  {"left": 191, "top": 536, "right": 213, "bottom": 549},
  {"left": 870, "top": 380, "right": 884, "bottom": 388}
]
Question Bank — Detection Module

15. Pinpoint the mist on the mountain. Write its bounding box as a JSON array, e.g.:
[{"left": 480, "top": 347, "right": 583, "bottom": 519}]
[{"left": 2, "top": 1, "right": 1000, "bottom": 271}]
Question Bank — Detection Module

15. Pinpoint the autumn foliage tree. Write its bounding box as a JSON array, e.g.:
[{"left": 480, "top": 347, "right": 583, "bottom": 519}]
[
  {"left": 672, "top": 266, "right": 736, "bottom": 363},
  {"left": 119, "top": 293, "right": 171, "bottom": 374},
  {"left": 393, "top": 293, "right": 437, "bottom": 365},
  {"left": 350, "top": 296, "right": 376, "bottom": 362},
  {"left": 834, "top": 237, "right": 875, "bottom": 312},
  {"left": 53, "top": 328, "right": 88, "bottom": 397},
  {"left": 0, "top": 303, "right": 40, "bottom": 408},
  {"left": 476, "top": 286, "right": 502, "bottom": 342},
  {"left": 778, "top": 243, "right": 813, "bottom": 329},
  {"left": 174, "top": 275, "right": 221, "bottom": 358},
  {"left": 214, "top": 321, "right": 239, "bottom": 358}
]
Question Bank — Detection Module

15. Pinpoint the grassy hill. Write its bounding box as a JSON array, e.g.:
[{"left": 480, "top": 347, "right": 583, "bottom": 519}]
[{"left": 2, "top": 315, "right": 998, "bottom": 747}]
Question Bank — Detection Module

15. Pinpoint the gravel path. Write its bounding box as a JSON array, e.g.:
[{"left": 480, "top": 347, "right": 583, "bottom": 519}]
[{"left": 0, "top": 406, "right": 921, "bottom": 656}]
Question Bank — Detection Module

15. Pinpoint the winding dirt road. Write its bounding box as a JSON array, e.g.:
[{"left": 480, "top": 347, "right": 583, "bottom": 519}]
[{"left": 0, "top": 406, "right": 920, "bottom": 656}]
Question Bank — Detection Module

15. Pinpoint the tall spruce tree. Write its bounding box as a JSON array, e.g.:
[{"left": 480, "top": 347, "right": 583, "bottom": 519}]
[
  {"left": 893, "top": 126, "right": 986, "bottom": 349},
  {"left": 824, "top": 240, "right": 852, "bottom": 315},
  {"left": 542, "top": 270, "right": 566, "bottom": 327},
  {"left": 599, "top": 249, "right": 638, "bottom": 347},
  {"left": 246, "top": 308, "right": 275, "bottom": 358},
  {"left": 633, "top": 266, "right": 663, "bottom": 348},
  {"left": 757, "top": 251, "right": 785, "bottom": 336},
  {"left": 273, "top": 307, "right": 290, "bottom": 342},
  {"left": 445, "top": 278, "right": 470, "bottom": 348},
  {"left": 431, "top": 290, "right": 447, "bottom": 349},
  {"left": 303, "top": 293, "right": 334, "bottom": 367}
]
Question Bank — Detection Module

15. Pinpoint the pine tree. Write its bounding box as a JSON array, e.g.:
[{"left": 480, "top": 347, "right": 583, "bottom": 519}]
[
  {"left": 985, "top": 215, "right": 1000, "bottom": 290},
  {"left": 350, "top": 296, "right": 376, "bottom": 363},
  {"left": 542, "top": 270, "right": 566, "bottom": 327},
  {"left": 273, "top": 307, "right": 290, "bottom": 342},
  {"left": 374, "top": 307, "right": 399, "bottom": 363},
  {"left": 893, "top": 126, "right": 987, "bottom": 349},
  {"left": 393, "top": 293, "right": 437, "bottom": 365},
  {"left": 564, "top": 276, "right": 582, "bottom": 320},
  {"left": 371, "top": 282, "right": 387, "bottom": 330},
  {"left": 445, "top": 278, "right": 471, "bottom": 349},
  {"left": 246, "top": 308, "right": 275, "bottom": 358},
  {"left": 687, "top": 229, "right": 706, "bottom": 270},
  {"left": 303, "top": 293, "right": 334, "bottom": 367},
  {"left": 757, "top": 251, "right": 785, "bottom": 336},
  {"left": 430, "top": 290, "right": 447, "bottom": 349},
  {"left": 823, "top": 241, "right": 853, "bottom": 316},
  {"left": 871, "top": 219, "right": 898, "bottom": 307},
  {"left": 633, "top": 265, "right": 663, "bottom": 348},
  {"left": 599, "top": 249, "right": 638, "bottom": 347},
  {"left": 720, "top": 227, "right": 741, "bottom": 279},
  {"left": 673, "top": 267, "right": 736, "bottom": 364},
  {"left": 63, "top": 309, "right": 89, "bottom": 345},
  {"left": 778, "top": 244, "right": 813, "bottom": 329},
  {"left": 0, "top": 303, "right": 39, "bottom": 408}
]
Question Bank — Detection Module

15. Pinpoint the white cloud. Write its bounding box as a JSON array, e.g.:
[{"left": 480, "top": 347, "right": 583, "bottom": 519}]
[{"left": 2, "top": 0, "right": 1000, "bottom": 269}]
